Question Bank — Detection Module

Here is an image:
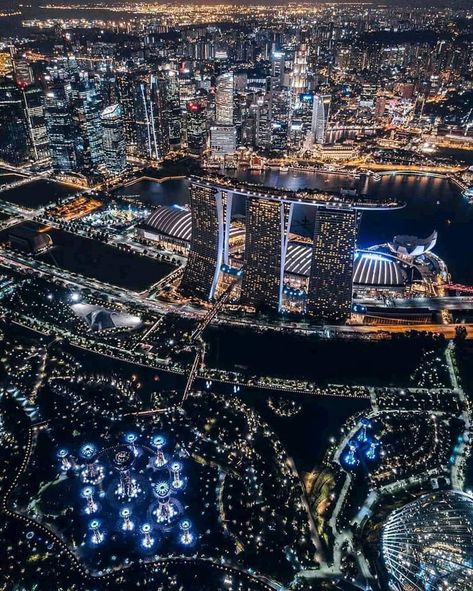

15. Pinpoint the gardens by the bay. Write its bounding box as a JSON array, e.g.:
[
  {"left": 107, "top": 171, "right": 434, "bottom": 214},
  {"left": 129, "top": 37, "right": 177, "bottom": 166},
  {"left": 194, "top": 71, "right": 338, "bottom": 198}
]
[
  {"left": 2, "top": 323, "right": 469, "bottom": 591},
  {"left": 1, "top": 334, "right": 315, "bottom": 586},
  {"left": 38, "top": 429, "right": 195, "bottom": 574}
]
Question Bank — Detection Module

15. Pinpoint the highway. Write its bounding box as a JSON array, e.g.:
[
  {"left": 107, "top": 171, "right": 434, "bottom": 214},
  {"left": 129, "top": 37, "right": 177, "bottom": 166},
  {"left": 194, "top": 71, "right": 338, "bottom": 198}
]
[{"left": 356, "top": 295, "right": 473, "bottom": 311}]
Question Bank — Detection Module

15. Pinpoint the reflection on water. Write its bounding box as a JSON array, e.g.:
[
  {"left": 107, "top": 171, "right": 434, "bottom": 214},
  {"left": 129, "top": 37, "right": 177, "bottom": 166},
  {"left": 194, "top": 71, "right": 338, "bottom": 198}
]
[{"left": 116, "top": 170, "right": 473, "bottom": 284}]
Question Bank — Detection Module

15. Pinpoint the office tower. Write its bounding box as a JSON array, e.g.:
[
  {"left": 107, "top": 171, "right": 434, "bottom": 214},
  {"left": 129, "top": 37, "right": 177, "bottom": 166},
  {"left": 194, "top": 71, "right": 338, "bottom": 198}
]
[
  {"left": 209, "top": 125, "right": 237, "bottom": 157},
  {"left": 10, "top": 49, "right": 34, "bottom": 87},
  {"left": 186, "top": 99, "right": 207, "bottom": 156},
  {"left": 44, "top": 84, "right": 78, "bottom": 173},
  {"left": 70, "top": 76, "right": 104, "bottom": 178},
  {"left": 311, "top": 94, "right": 331, "bottom": 144},
  {"left": 271, "top": 121, "right": 288, "bottom": 154},
  {"left": 22, "top": 85, "right": 50, "bottom": 162},
  {"left": 255, "top": 92, "right": 272, "bottom": 151},
  {"left": 100, "top": 72, "right": 120, "bottom": 108},
  {"left": 101, "top": 103, "right": 127, "bottom": 174},
  {"left": 293, "top": 92, "right": 315, "bottom": 151},
  {"left": 271, "top": 50, "right": 285, "bottom": 85},
  {"left": 116, "top": 71, "right": 138, "bottom": 154},
  {"left": 135, "top": 74, "right": 170, "bottom": 161},
  {"left": 0, "top": 81, "right": 30, "bottom": 164},
  {"left": 290, "top": 44, "right": 309, "bottom": 98},
  {"left": 306, "top": 208, "right": 358, "bottom": 322},
  {"left": 215, "top": 72, "right": 234, "bottom": 125},
  {"left": 240, "top": 198, "right": 293, "bottom": 312},
  {"left": 164, "top": 69, "right": 182, "bottom": 149},
  {"left": 180, "top": 182, "right": 233, "bottom": 300}
]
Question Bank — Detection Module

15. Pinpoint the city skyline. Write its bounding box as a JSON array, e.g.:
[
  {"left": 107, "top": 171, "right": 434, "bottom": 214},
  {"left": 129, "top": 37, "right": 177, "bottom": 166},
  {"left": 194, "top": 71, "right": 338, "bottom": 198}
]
[{"left": 0, "top": 2, "right": 472, "bottom": 590}]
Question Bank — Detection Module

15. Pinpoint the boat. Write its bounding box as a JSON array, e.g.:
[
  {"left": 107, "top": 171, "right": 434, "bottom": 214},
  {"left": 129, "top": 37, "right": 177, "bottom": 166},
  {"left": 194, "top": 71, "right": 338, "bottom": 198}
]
[
  {"left": 279, "top": 165, "right": 289, "bottom": 173},
  {"left": 373, "top": 173, "right": 382, "bottom": 182}
]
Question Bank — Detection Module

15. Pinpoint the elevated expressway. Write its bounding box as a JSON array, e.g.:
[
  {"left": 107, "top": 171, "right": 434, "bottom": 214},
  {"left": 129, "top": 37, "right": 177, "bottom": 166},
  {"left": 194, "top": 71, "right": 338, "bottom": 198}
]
[{"left": 356, "top": 295, "right": 473, "bottom": 312}]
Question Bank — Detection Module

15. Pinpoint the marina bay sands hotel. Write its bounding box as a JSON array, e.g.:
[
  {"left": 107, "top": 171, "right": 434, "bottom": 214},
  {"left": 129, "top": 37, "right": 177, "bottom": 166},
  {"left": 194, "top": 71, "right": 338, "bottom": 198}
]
[{"left": 179, "top": 175, "right": 403, "bottom": 323}]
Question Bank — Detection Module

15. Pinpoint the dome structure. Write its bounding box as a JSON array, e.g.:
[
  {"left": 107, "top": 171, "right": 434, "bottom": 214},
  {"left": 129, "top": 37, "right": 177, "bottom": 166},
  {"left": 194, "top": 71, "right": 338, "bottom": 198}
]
[
  {"left": 381, "top": 490, "right": 473, "bottom": 591},
  {"left": 71, "top": 303, "right": 142, "bottom": 331},
  {"left": 353, "top": 252, "right": 407, "bottom": 286},
  {"left": 284, "top": 244, "right": 410, "bottom": 287}
]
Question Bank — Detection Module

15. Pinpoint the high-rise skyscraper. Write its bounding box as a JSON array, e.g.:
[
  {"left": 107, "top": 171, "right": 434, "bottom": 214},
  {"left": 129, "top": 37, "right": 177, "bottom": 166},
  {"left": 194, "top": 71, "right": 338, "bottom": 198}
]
[
  {"left": 163, "top": 69, "right": 182, "bottom": 149},
  {"left": 306, "top": 208, "right": 358, "bottom": 322},
  {"left": 215, "top": 72, "right": 234, "bottom": 125},
  {"left": 10, "top": 49, "right": 34, "bottom": 87},
  {"left": 311, "top": 94, "right": 331, "bottom": 144},
  {"left": 290, "top": 44, "right": 309, "bottom": 98},
  {"left": 186, "top": 99, "right": 207, "bottom": 156},
  {"left": 271, "top": 50, "right": 285, "bottom": 85},
  {"left": 44, "top": 84, "right": 77, "bottom": 173},
  {"left": 255, "top": 93, "right": 272, "bottom": 151},
  {"left": 180, "top": 181, "right": 233, "bottom": 300},
  {"left": 70, "top": 76, "right": 104, "bottom": 178},
  {"left": 116, "top": 71, "right": 138, "bottom": 154},
  {"left": 0, "top": 80, "right": 30, "bottom": 164},
  {"left": 209, "top": 125, "right": 237, "bottom": 157},
  {"left": 45, "top": 76, "right": 104, "bottom": 180},
  {"left": 101, "top": 103, "right": 127, "bottom": 174},
  {"left": 22, "top": 85, "right": 50, "bottom": 162},
  {"left": 240, "top": 198, "right": 293, "bottom": 311},
  {"left": 135, "top": 74, "right": 170, "bottom": 161}
]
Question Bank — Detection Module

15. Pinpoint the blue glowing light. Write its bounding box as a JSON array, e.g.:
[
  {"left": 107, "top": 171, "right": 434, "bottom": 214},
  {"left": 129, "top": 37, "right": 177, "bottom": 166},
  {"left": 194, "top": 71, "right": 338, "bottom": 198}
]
[
  {"left": 151, "top": 434, "right": 166, "bottom": 449},
  {"left": 357, "top": 427, "right": 368, "bottom": 443},
  {"left": 344, "top": 451, "right": 359, "bottom": 467},
  {"left": 80, "top": 443, "right": 97, "bottom": 460},
  {"left": 141, "top": 523, "right": 154, "bottom": 549},
  {"left": 125, "top": 432, "right": 138, "bottom": 444},
  {"left": 366, "top": 442, "right": 378, "bottom": 460},
  {"left": 154, "top": 481, "right": 170, "bottom": 498},
  {"left": 179, "top": 519, "right": 194, "bottom": 545},
  {"left": 88, "top": 518, "right": 105, "bottom": 544}
]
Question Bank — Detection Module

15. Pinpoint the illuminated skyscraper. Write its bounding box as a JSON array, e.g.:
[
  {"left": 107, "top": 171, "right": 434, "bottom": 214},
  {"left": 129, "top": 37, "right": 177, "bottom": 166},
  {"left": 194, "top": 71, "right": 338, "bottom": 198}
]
[
  {"left": 311, "top": 94, "right": 331, "bottom": 144},
  {"left": 22, "top": 85, "right": 50, "bottom": 162},
  {"left": 215, "top": 72, "right": 234, "bottom": 125},
  {"left": 44, "top": 84, "right": 77, "bottom": 173},
  {"left": 290, "top": 44, "right": 309, "bottom": 97},
  {"left": 0, "top": 81, "right": 30, "bottom": 164},
  {"left": 44, "top": 76, "right": 104, "bottom": 180},
  {"left": 176, "top": 177, "right": 399, "bottom": 314},
  {"left": 271, "top": 50, "right": 285, "bottom": 85},
  {"left": 186, "top": 99, "right": 207, "bottom": 156},
  {"left": 306, "top": 208, "right": 358, "bottom": 322},
  {"left": 163, "top": 69, "right": 182, "bottom": 149},
  {"left": 209, "top": 125, "right": 237, "bottom": 157},
  {"left": 116, "top": 71, "right": 138, "bottom": 154},
  {"left": 135, "top": 74, "right": 170, "bottom": 161},
  {"left": 10, "top": 49, "right": 34, "bottom": 87},
  {"left": 255, "top": 93, "right": 272, "bottom": 151},
  {"left": 240, "top": 198, "right": 292, "bottom": 311},
  {"left": 101, "top": 103, "right": 127, "bottom": 174},
  {"left": 70, "top": 76, "right": 104, "bottom": 178},
  {"left": 180, "top": 181, "right": 233, "bottom": 300}
]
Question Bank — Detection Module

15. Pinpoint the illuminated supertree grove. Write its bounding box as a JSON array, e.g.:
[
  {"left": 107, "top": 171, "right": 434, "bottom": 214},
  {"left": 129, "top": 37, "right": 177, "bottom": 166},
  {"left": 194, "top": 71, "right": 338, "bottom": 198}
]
[{"left": 55, "top": 430, "right": 195, "bottom": 557}]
